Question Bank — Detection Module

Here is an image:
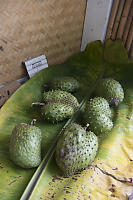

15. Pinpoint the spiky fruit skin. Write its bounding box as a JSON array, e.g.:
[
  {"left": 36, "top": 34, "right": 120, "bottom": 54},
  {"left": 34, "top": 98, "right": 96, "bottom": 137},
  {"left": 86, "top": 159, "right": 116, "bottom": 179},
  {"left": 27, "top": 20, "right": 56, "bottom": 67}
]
[
  {"left": 84, "top": 97, "right": 113, "bottom": 135},
  {"left": 42, "top": 102, "right": 74, "bottom": 123},
  {"left": 85, "top": 97, "right": 112, "bottom": 118},
  {"left": 42, "top": 90, "right": 79, "bottom": 123},
  {"left": 86, "top": 113, "right": 113, "bottom": 135},
  {"left": 56, "top": 123, "right": 98, "bottom": 177},
  {"left": 9, "top": 123, "right": 42, "bottom": 168},
  {"left": 94, "top": 78, "right": 124, "bottom": 106},
  {"left": 48, "top": 76, "right": 80, "bottom": 93},
  {"left": 43, "top": 90, "right": 79, "bottom": 110}
]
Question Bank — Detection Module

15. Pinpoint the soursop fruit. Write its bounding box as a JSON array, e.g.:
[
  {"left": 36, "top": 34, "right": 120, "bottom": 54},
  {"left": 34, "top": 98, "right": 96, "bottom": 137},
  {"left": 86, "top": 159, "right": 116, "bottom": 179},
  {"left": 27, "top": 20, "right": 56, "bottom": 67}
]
[
  {"left": 42, "top": 102, "right": 74, "bottom": 123},
  {"left": 84, "top": 97, "right": 113, "bottom": 135},
  {"left": 94, "top": 78, "right": 124, "bottom": 106},
  {"left": 41, "top": 90, "right": 80, "bottom": 123},
  {"left": 9, "top": 123, "right": 42, "bottom": 168},
  {"left": 55, "top": 123, "right": 98, "bottom": 177},
  {"left": 43, "top": 90, "right": 79, "bottom": 110},
  {"left": 85, "top": 97, "right": 112, "bottom": 118},
  {"left": 48, "top": 76, "right": 80, "bottom": 93},
  {"left": 86, "top": 113, "right": 113, "bottom": 135}
]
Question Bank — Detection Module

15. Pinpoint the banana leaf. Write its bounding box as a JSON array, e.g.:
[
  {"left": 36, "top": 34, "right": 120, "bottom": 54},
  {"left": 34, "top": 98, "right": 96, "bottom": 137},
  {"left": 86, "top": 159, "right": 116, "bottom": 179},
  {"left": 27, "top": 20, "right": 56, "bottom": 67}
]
[{"left": 0, "top": 39, "right": 133, "bottom": 200}]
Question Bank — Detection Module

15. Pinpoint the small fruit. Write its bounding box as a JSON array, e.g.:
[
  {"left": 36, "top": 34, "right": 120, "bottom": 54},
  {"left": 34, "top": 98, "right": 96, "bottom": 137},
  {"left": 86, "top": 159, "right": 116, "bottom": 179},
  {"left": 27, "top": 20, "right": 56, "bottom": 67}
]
[
  {"left": 41, "top": 102, "right": 74, "bottom": 123},
  {"left": 94, "top": 78, "right": 124, "bottom": 106},
  {"left": 86, "top": 113, "right": 113, "bottom": 135},
  {"left": 9, "top": 122, "right": 42, "bottom": 168},
  {"left": 32, "top": 90, "right": 79, "bottom": 123},
  {"left": 55, "top": 123, "right": 98, "bottom": 177},
  {"left": 84, "top": 97, "right": 113, "bottom": 135},
  {"left": 38, "top": 90, "right": 80, "bottom": 123},
  {"left": 85, "top": 97, "right": 112, "bottom": 118},
  {"left": 48, "top": 76, "right": 80, "bottom": 93},
  {"left": 43, "top": 90, "right": 79, "bottom": 110}
]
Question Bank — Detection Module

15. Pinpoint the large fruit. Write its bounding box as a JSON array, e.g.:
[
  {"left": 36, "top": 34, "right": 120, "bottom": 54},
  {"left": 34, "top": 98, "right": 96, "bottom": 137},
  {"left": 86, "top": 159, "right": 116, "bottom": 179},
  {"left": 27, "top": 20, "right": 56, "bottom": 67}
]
[
  {"left": 41, "top": 102, "right": 74, "bottom": 123},
  {"left": 55, "top": 123, "right": 98, "bottom": 177},
  {"left": 43, "top": 90, "right": 79, "bottom": 110},
  {"left": 85, "top": 97, "right": 112, "bottom": 118},
  {"left": 48, "top": 76, "right": 80, "bottom": 93},
  {"left": 9, "top": 123, "right": 42, "bottom": 168},
  {"left": 94, "top": 78, "right": 124, "bottom": 106}
]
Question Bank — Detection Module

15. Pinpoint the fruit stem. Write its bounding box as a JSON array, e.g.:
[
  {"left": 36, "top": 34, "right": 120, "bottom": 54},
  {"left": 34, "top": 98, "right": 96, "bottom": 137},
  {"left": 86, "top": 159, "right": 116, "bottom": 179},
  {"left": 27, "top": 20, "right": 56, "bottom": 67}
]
[
  {"left": 31, "top": 102, "right": 45, "bottom": 106},
  {"left": 30, "top": 119, "right": 37, "bottom": 125},
  {"left": 110, "top": 98, "right": 120, "bottom": 107},
  {"left": 84, "top": 123, "right": 89, "bottom": 131}
]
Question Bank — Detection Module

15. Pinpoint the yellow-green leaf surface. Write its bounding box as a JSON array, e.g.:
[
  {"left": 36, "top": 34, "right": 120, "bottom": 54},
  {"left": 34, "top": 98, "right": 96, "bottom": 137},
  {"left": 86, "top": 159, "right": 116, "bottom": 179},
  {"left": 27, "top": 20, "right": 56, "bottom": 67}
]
[
  {"left": 0, "top": 40, "right": 105, "bottom": 200},
  {"left": 0, "top": 40, "right": 132, "bottom": 200},
  {"left": 21, "top": 40, "right": 133, "bottom": 200},
  {"left": 31, "top": 86, "right": 133, "bottom": 200}
]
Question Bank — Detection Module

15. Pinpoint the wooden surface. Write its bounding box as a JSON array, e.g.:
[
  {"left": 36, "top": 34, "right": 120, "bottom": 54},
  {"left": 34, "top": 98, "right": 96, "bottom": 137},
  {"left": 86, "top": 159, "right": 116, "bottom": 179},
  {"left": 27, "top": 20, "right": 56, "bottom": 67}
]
[
  {"left": 0, "top": 0, "right": 86, "bottom": 85},
  {"left": 0, "top": 0, "right": 132, "bottom": 86},
  {"left": 0, "top": 81, "right": 21, "bottom": 107},
  {"left": 106, "top": 0, "right": 133, "bottom": 59}
]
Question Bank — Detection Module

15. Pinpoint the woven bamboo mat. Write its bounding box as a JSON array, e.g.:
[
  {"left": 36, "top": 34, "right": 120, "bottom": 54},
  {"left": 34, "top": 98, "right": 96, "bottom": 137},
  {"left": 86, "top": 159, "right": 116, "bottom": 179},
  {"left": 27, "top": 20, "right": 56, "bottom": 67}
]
[
  {"left": 106, "top": 0, "right": 133, "bottom": 59},
  {"left": 0, "top": 0, "right": 86, "bottom": 85}
]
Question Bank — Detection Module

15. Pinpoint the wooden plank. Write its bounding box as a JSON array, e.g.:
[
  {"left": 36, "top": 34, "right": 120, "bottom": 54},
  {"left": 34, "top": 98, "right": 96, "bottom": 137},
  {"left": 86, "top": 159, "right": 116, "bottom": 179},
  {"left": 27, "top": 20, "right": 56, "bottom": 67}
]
[
  {"left": 125, "top": 19, "right": 133, "bottom": 52},
  {"left": 130, "top": 44, "right": 133, "bottom": 60},
  {"left": 111, "top": 0, "right": 125, "bottom": 40},
  {"left": 106, "top": 0, "right": 120, "bottom": 39},
  {"left": 116, "top": 0, "right": 132, "bottom": 39},
  {"left": 123, "top": 2, "right": 133, "bottom": 44}
]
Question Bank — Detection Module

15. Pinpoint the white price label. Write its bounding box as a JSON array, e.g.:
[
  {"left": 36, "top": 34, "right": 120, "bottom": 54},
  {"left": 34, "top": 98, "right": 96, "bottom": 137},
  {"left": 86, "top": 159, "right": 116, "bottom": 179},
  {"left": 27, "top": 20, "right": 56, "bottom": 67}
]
[{"left": 23, "top": 55, "right": 48, "bottom": 78}]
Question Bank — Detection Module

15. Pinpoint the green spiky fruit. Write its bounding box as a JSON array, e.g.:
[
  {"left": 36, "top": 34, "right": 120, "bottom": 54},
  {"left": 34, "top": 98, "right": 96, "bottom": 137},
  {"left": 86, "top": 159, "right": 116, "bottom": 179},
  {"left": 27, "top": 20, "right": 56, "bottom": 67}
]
[
  {"left": 42, "top": 90, "right": 80, "bottom": 122},
  {"left": 85, "top": 97, "right": 112, "bottom": 118},
  {"left": 86, "top": 113, "right": 113, "bottom": 135},
  {"left": 43, "top": 90, "right": 79, "bottom": 110},
  {"left": 84, "top": 97, "right": 113, "bottom": 135},
  {"left": 94, "top": 78, "right": 124, "bottom": 106},
  {"left": 42, "top": 102, "right": 74, "bottom": 123},
  {"left": 48, "top": 76, "right": 80, "bottom": 92},
  {"left": 56, "top": 123, "right": 98, "bottom": 177},
  {"left": 9, "top": 123, "right": 42, "bottom": 168}
]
